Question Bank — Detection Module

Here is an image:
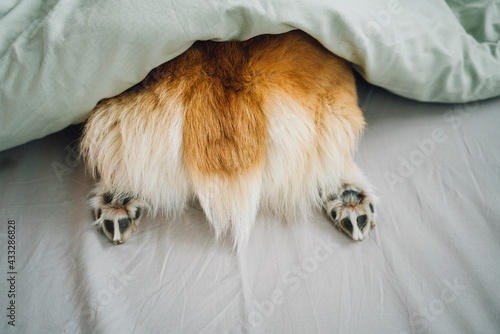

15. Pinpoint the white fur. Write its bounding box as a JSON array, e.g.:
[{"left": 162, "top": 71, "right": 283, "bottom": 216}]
[
  {"left": 261, "top": 92, "right": 345, "bottom": 220},
  {"left": 194, "top": 171, "right": 263, "bottom": 252},
  {"left": 82, "top": 91, "right": 193, "bottom": 218},
  {"left": 82, "top": 89, "right": 367, "bottom": 250}
]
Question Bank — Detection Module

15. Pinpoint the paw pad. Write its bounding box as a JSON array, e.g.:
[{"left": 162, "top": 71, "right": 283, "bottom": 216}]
[
  {"left": 324, "top": 186, "right": 375, "bottom": 241},
  {"left": 91, "top": 191, "right": 144, "bottom": 245}
]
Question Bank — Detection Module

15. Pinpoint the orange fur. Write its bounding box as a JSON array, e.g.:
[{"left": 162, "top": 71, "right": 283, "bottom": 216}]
[
  {"left": 137, "top": 30, "right": 363, "bottom": 178},
  {"left": 81, "top": 30, "right": 370, "bottom": 249}
]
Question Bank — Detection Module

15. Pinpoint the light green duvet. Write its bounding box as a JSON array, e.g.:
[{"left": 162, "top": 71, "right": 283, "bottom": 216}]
[{"left": 0, "top": 0, "right": 499, "bottom": 151}]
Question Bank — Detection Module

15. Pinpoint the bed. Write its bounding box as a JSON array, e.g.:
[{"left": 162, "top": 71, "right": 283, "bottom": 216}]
[{"left": 1, "top": 1, "right": 499, "bottom": 333}]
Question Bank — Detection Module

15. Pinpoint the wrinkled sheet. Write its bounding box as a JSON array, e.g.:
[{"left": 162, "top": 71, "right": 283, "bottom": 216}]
[
  {"left": 1, "top": 0, "right": 500, "bottom": 151},
  {"left": 1, "top": 78, "right": 499, "bottom": 333}
]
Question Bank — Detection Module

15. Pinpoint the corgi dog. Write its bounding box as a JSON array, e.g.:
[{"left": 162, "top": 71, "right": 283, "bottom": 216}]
[{"left": 80, "top": 30, "right": 376, "bottom": 251}]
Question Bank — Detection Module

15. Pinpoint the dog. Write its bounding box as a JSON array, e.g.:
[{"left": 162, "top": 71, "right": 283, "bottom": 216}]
[{"left": 80, "top": 30, "right": 376, "bottom": 251}]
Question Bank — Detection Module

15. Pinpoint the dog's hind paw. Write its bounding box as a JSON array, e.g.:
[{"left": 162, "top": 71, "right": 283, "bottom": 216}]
[
  {"left": 323, "top": 185, "right": 375, "bottom": 241},
  {"left": 90, "top": 190, "right": 144, "bottom": 245}
]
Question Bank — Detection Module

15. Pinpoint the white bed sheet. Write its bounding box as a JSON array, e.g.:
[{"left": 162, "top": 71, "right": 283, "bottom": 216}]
[{"left": 0, "top": 78, "right": 499, "bottom": 333}]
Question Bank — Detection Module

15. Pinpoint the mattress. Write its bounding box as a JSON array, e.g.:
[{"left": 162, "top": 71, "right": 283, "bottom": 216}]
[{"left": 1, "top": 76, "right": 499, "bottom": 333}]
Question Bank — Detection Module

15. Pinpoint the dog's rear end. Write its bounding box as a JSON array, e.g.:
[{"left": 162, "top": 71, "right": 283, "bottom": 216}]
[{"left": 81, "top": 30, "right": 375, "bottom": 250}]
